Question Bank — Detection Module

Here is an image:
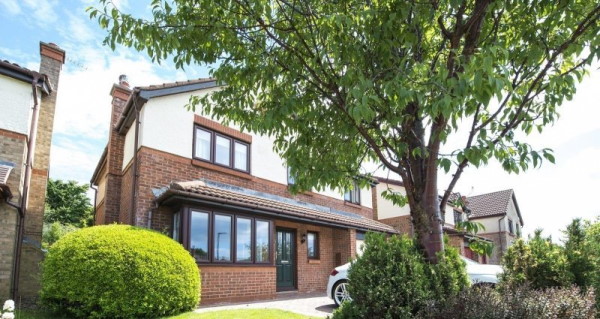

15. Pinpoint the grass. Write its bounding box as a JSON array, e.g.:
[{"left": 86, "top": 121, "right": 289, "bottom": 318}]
[
  {"left": 15, "top": 309, "right": 320, "bottom": 319},
  {"left": 168, "top": 309, "right": 320, "bottom": 319}
]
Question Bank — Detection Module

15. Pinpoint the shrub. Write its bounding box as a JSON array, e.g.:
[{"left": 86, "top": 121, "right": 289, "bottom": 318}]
[
  {"left": 501, "top": 230, "right": 572, "bottom": 289},
  {"left": 332, "top": 233, "right": 468, "bottom": 319},
  {"left": 42, "top": 222, "right": 79, "bottom": 249},
  {"left": 41, "top": 225, "right": 200, "bottom": 318},
  {"left": 421, "top": 285, "right": 597, "bottom": 319}
]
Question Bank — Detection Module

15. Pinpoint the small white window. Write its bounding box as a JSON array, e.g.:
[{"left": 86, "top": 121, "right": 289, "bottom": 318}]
[
  {"left": 344, "top": 182, "right": 361, "bottom": 205},
  {"left": 234, "top": 141, "right": 248, "bottom": 171},
  {"left": 194, "top": 128, "right": 212, "bottom": 160},
  {"left": 215, "top": 135, "right": 232, "bottom": 166}
]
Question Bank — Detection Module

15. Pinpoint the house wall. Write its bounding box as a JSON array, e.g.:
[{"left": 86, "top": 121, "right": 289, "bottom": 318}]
[
  {"left": 135, "top": 90, "right": 372, "bottom": 208},
  {"left": 0, "top": 76, "right": 34, "bottom": 136}
]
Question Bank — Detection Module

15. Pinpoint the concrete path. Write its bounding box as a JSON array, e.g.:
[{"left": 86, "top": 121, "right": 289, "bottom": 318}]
[{"left": 195, "top": 293, "right": 336, "bottom": 318}]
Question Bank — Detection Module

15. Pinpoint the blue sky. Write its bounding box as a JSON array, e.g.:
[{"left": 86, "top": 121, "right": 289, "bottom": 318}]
[{"left": 1, "top": 0, "right": 599, "bottom": 240}]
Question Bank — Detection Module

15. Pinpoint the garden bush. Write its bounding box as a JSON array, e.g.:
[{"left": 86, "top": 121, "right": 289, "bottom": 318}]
[
  {"left": 332, "top": 233, "right": 468, "bottom": 319},
  {"left": 41, "top": 225, "right": 200, "bottom": 318},
  {"left": 501, "top": 230, "right": 572, "bottom": 289},
  {"left": 420, "top": 285, "right": 596, "bottom": 319}
]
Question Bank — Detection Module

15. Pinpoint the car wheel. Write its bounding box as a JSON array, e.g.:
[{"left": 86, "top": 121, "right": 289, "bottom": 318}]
[{"left": 333, "top": 280, "right": 352, "bottom": 306}]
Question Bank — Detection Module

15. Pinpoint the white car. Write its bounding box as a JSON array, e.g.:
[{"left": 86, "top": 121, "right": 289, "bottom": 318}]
[
  {"left": 327, "top": 257, "right": 503, "bottom": 306},
  {"left": 460, "top": 256, "right": 503, "bottom": 286}
]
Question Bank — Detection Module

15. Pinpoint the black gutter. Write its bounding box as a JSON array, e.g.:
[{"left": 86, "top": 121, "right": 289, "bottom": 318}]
[
  {"left": 90, "top": 183, "right": 98, "bottom": 225},
  {"left": 0, "top": 62, "right": 50, "bottom": 94},
  {"left": 130, "top": 98, "right": 143, "bottom": 226}
]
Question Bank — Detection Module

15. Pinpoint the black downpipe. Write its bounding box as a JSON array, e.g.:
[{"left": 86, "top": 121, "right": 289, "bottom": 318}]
[
  {"left": 130, "top": 98, "right": 140, "bottom": 226},
  {"left": 90, "top": 183, "right": 98, "bottom": 225},
  {"left": 11, "top": 74, "right": 41, "bottom": 300}
]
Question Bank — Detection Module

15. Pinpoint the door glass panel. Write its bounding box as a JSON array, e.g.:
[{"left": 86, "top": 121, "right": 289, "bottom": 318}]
[
  {"left": 256, "top": 220, "right": 270, "bottom": 262},
  {"left": 190, "top": 211, "right": 209, "bottom": 261},
  {"left": 214, "top": 214, "right": 232, "bottom": 261},
  {"left": 236, "top": 218, "right": 252, "bottom": 262},
  {"left": 215, "top": 135, "right": 231, "bottom": 166}
]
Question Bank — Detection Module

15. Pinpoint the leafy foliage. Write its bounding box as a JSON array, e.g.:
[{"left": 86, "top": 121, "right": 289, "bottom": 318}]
[
  {"left": 421, "top": 285, "right": 597, "bottom": 319},
  {"left": 41, "top": 225, "right": 200, "bottom": 318},
  {"left": 501, "top": 230, "right": 573, "bottom": 289},
  {"left": 44, "top": 179, "right": 93, "bottom": 227},
  {"left": 332, "top": 232, "right": 468, "bottom": 318},
  {"left": 41, "top": 222, "right": 78, "bottom": 249},
  {"left": 564, "top": 218, "right": 600, "bottom": 309},
  {"left": 88, "top": 0, "right": 600, "bottom": 259}
]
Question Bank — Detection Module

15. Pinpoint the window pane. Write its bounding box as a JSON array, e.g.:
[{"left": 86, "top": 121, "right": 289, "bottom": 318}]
[
  {"left": 172, "top": 211, "right": 181, "bottom": 242},
  {"left": 307, "top": 233, "right": 317, "bottom": 258},
  {"left": 215, "top": 136, "right": 231, "bottom": 166},
  {"left": 236, "top": 218, "right": 252, "bottom": 262},
  {"left": 344, "top": 191, "right": 351, "bottom": 202},
  {"left": 255, "top": 221, "right": 270, "bottom": 262},
  {"left": 190, "top": 211, "right": 209, "bottom": 261},
  {"left": 234, "top": 142, "right": 248, "bottom": 171},
  {"left": 287, "top": 166, "right": 295, "bottom": 185},
  {"left": 214, "top": 214, "right": 232, "bottom": 261},
  {"left": 195, "top": 128, "right": 211, "bottom": 160}
]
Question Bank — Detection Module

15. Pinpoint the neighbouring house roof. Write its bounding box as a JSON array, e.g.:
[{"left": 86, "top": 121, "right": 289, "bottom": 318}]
[
  {"left": 115, "top": 78, "right": 219, "bottom": 134},
  {"left": 90, "top": 146, "right": 107, "bottom": 184},
  {"left": 0, "top": 60, "right": 52, "bottom": 94},
  {"left": 156, "top": 179, "right": 398, "bottom": 234},
  {"left": 467, "top": 189, "right": 523, "bottom": 225}
]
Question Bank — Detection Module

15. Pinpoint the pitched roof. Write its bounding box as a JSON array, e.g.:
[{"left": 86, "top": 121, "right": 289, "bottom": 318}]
[
  {"left": 156, "top": 180, "right": 398, "bottom": 234},
  {"left": 467, "top": 189, "right": 523, "bottom": 225},
  {"left": 137, "top": 78, "right": 216, "bottom": 90},
  {"left": 0, "top": 60, "right": 52, "bottom": 94}
]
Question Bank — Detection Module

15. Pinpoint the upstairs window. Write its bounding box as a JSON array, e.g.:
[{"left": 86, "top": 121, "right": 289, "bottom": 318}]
[
  {"left": 453, "top": 210, "right": 464, "bottom": 225},
  {"left": 194, "top": 125, "right": 250, "bottom": 173},
  {"left": 287, "top": 166, "right": 295, "bottom": 185},
  {"left": 344, "top": 182, "right": 361, "bottom": 205},
  {"left": 508, "top": 219, "right": 514, "bottom": 234}
]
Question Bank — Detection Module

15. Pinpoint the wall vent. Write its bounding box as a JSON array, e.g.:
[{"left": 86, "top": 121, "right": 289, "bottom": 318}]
[{"left": 0, "top": 161, "right": 15, "bottom": 184}]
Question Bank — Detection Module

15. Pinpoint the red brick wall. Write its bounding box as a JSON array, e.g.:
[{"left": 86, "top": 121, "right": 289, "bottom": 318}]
[
  {"left": 379, "top": 215, "right": 413, "bottom": 235},
  {"left": 118, "top": 162, "right": 134, "bottom": 224},
  {"left": 200, "top": 266, "right": 276, "bottom": 304}
]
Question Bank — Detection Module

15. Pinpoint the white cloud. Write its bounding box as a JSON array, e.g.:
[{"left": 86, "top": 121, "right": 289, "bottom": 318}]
[
  {"left": 0, "top": 0, "right": 21, "bottom": 15},
  {"left": 22, "top": 0, "right": 58, "bottom": 26},
  {"left": 58, "top": 12, "right": 96, "bottom": 43}
]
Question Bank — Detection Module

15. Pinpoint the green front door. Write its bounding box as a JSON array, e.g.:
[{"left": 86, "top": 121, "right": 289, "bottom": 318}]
[{"left": 276, "top": 229, "right": 295, "bottom": 290}]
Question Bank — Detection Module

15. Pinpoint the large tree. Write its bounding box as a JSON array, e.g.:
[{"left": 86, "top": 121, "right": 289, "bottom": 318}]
[
  {"left": 45, "top": 179, "right": 93, "bottom": 227},
  {"left": 89, "top": 0, "right": 599, "bottom": 261}
]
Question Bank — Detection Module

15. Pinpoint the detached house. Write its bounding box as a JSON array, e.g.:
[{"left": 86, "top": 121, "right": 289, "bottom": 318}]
[
  {"left": 91, "top": 77, "right": 396, "bottom": 304},
  {"left": 0, "top": 42, "right": 65, "bottom": 303},
  {"left": 466, "top": 189, "right": 524, "bottom": 264}
]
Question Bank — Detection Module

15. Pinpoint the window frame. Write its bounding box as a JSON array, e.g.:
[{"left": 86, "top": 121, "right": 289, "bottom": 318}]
[
  {"left": 287, "top": 166, "right": 295, "bottom": 185},
  {"left": 174, "top": 206, "right": 273, "bottom": 265},
  {"left": 193, "top": 124, "right": 251, "bottom": 173},
  {"left": 344, "top": 182, "right": 361, "bottom": 205},
  {"left": 306, "top": 231, "right": 319, "bottom": 260},
  {"left": 508, "top": 219, "right": 514, "bottom": 234}
]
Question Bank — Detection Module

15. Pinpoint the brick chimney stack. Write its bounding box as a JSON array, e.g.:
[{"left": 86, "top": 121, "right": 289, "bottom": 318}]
[
  {"left": 16, "top": 42, "right": 65, "bottom": 302},
  {"left": 103, "top": 76, "right": 132, "bottom": 224}
]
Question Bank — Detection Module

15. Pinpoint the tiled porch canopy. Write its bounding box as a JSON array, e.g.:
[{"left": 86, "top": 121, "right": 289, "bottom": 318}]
[{"left": 155, "top": 180, "right": 398, "bottom": 234}]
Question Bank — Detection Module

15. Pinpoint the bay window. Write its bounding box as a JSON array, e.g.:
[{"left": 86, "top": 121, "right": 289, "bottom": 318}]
[{"left": 174, "top": 208, "right": 272, "bottom": 264}]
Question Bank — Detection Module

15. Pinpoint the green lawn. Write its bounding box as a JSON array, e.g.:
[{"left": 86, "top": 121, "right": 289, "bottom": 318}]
[
  {"left": 167, "top": 309, "right": 319, "bottom": 319},
  {"left": 16, "top": 309, "right": 319, "bottom": 319}
]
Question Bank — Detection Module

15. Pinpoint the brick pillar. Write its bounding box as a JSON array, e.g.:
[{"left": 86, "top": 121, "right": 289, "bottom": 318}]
[
  {"left": 332, "top": 228, "right": 356, "bottom": 266},
  {"left": 102, "top": 82, "right": 131, "bottom": 224},
  {"left": 371, "top": 186, "right": 379, "bottom": 220},
  {"left": 16, "top": 42, "right": 65, "bottom": 304}
]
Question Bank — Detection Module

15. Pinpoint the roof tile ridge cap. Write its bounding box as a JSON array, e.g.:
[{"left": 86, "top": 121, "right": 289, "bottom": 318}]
[{"left": 170, "top": 180, "right": 206, "bottom": 191}]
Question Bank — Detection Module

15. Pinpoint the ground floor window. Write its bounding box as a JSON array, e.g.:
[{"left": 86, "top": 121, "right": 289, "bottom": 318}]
[
  {"left": 173, "top": 207, "right": 272, "bottom": 264},
  {"left": 307, "top": 232, "right": 319, "bottom": 259}
]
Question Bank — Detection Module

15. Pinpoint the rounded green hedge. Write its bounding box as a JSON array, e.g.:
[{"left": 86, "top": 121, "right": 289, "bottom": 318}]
[{"left": 41, "top": 225, "right": 200, "bottom": 318}]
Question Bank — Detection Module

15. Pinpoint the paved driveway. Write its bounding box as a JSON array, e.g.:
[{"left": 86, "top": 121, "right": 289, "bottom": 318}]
[{"left": 196, "top": 293, "right": 336, "bottom": 318}]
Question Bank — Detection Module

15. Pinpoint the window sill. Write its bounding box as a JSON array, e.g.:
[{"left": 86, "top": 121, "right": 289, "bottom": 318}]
[
  {"left": 344, "top": 201, "right": 362, "bottom": 209},
  {"left": 192, "top": 159, "right": 253, "bottom": 180},
  {"left": 308, "top": 259, "right": 320, "bottom": 264}
]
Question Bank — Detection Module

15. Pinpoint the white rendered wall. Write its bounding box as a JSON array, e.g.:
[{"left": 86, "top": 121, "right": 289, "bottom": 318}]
[
  {"left": 122, "top": 122, "right": 136, "bottom": 170},
  {"left": 375, "top": 183, "right": 410, "bottom": 219},
  {"left": 137, "top": 88, "right": 372, "bottom": 207},
  {"left": 0, "top": 76, "right": 34, "bottom": 136}
]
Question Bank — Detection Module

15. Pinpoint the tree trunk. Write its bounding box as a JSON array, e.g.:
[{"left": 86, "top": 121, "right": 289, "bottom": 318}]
[{"left": 411, "top": 193, "right": 445, "bottom": 263}]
